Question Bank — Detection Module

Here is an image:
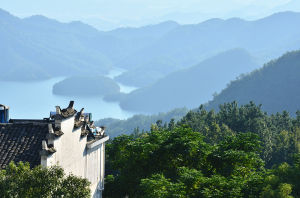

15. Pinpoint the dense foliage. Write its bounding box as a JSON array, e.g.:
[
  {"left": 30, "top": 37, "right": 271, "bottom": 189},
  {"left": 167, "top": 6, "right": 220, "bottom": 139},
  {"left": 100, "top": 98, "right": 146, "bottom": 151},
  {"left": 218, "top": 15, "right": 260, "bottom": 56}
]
[
  {"left": 104, "top": 102, "right": 300, "bottom": 197},
  {"left": 0, "top": 162, "right": 91, "bottom": 198},
  {"left": 207, "top": 50, "right": 300, "bottom": 115}
]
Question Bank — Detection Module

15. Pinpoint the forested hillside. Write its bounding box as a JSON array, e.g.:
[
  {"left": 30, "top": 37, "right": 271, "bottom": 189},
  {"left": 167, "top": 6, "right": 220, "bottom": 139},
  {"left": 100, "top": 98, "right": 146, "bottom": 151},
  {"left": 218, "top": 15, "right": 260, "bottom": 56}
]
[
  {"left": 117, "top": 49, "right": 258, "bottom": 113},
  {"left": 206, "top": 50, "right": 300, "bottom": 115},
  {"left": 95, "top": 107, "right": 188, "bottom": 138},
  {"left": 104, "top": 102, "right": 300, "bottom": 197}
]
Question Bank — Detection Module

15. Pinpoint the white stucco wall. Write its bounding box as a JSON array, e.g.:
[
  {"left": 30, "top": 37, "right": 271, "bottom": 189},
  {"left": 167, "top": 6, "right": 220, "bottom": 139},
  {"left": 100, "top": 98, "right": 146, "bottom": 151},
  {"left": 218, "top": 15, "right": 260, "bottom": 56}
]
[
  {"left": 87, "top": 136, "right": 108, "bottom": 198},
  {"left": 41, "top": 115, "right": 108, "bottom": 198}
]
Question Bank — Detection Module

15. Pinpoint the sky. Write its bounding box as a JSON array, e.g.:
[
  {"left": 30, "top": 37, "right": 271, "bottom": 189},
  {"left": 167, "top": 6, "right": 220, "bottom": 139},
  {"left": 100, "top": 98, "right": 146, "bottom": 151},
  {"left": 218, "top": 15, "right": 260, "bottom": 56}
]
[{"left": 1, "top": 0, "right": 300, "bottom": 30}]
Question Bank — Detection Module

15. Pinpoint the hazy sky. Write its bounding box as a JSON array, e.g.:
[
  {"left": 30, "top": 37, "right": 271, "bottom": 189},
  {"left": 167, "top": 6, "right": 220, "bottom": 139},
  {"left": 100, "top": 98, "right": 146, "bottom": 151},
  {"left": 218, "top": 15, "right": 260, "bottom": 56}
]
[{"left": 1, "top": 0, "right": 300, "bottom": 30}]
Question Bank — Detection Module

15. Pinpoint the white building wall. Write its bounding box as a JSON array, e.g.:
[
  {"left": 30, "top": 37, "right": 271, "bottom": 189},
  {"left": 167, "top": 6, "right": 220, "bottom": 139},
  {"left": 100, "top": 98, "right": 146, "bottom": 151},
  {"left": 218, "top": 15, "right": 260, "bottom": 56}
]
[
  {"left": 100, "top": 143, "right": 105, "bottom": 190},
  {"left": 87, "top": 137, "right": 108, "bottom": 198},
  {"left": 48, "top": 117, "right": 86, "bottom": 178},
  {"left": 41, "top": 115, "right": 108, "bottom": 198}
]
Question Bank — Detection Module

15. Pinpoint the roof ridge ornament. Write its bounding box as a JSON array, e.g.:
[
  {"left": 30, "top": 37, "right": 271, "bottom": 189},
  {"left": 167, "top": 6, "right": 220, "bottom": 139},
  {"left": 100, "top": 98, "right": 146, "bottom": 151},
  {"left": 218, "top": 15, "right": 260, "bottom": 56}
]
[
  {"left": 68, "top": 101, "right": 74, "bottom": 109},
  {"left": 48, "top": 123, "right": 54, "bottom": 134},
  {"left": 47, "top": 123, "right": 63, "bottom": 139},
  {"left": 56, "top": 106, "right": 61, "bottom": 115},
  {"left": 42, "top": 140, "right": 48, "bottom": 150},
  {"left": 52, "top": 101, "right": 77, "bottom": 120},
  {"left": 40, "top": 140, "right": 56, "bottom": 156}
]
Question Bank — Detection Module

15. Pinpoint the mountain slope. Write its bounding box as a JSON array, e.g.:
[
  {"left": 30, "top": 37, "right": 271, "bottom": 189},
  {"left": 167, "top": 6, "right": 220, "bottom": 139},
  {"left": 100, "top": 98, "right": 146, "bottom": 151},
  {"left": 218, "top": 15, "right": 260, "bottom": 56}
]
[
  {"left": 106, "top": 21, "right": 179, "bottom": 42},
  {"left": 206, "top": 50, "right": 300, "bottom": 114},
  {"left": 0, "top": 9, "right": 181, "bottom": 81},
  {"left": 95, "top": 107, "right": 188, "bottom": 138},
  {"left": 0, "top": 9, "right": 115, "bottom": 80},
  {"left": 103, "top": 21, "right": 180, "bottom": 63},
  {"left": 116, "top": 12, "right": 300, "bottom": 87},
  {"left": 118, "top": 49, "right": 258, "bottom": 113}
]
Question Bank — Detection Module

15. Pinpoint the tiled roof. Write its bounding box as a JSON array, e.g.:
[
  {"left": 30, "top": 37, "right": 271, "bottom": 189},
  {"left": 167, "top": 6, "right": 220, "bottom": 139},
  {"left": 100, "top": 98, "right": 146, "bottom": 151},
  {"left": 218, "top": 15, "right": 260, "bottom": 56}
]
[
  {"left": 0, "top": 101, "right": 107, "bottom": 169},
  {"left": 0, "top": 122, "right": 48, "bottom": 169}
]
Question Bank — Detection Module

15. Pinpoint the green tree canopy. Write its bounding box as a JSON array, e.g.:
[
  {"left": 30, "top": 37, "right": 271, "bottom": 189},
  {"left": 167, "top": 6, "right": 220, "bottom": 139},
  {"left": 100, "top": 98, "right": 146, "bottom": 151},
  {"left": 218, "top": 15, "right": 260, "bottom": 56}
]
[
  {"left": 0, "top": 162, "right": 91, "bottom": 198},
  {"left": 104, "top": 101, "right": 300, "bottom": 198}
]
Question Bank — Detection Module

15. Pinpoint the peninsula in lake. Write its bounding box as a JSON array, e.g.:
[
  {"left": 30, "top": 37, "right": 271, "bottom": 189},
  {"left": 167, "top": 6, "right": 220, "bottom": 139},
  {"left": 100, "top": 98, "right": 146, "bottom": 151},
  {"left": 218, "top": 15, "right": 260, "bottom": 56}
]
[{"left": 52, "top": 76, "right": 120, "bottom": 97}]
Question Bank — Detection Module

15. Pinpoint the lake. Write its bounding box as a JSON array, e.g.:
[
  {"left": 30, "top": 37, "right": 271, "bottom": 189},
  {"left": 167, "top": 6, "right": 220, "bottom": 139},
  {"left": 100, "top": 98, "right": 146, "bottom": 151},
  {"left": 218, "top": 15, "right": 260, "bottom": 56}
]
[{"left": 0, "top": 69, "right": 138, "bottom": 120}]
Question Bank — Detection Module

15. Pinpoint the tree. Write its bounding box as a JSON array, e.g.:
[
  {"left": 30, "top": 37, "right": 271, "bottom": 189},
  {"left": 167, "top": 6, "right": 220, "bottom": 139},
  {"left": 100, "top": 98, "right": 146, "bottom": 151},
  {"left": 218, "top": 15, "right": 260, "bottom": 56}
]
[
  {"left": 0, "top": 162, "right": 91, "bottom": 198},
  {"left": 104, "top": 126, "right": 267, "bottom": 198},
  {"left": 140, "top": 174, "right": 185, "bottom": 198},
  {"left": 104, "top": 101, "right": 300, "bottom": 197}
]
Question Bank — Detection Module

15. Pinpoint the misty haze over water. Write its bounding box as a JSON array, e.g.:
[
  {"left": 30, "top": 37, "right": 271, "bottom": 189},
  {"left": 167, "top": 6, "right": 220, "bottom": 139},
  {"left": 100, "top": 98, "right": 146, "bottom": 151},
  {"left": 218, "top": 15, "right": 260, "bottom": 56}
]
[{"left": 0, "top": 68, "right": 138, "bottom": 120}]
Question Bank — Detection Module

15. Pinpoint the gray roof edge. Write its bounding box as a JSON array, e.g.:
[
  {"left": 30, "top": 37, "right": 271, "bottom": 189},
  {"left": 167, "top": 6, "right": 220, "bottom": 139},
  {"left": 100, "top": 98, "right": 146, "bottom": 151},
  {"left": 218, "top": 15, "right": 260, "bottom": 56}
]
[{"left": 87, "top": 136, "right": 109, "bottom": 149}]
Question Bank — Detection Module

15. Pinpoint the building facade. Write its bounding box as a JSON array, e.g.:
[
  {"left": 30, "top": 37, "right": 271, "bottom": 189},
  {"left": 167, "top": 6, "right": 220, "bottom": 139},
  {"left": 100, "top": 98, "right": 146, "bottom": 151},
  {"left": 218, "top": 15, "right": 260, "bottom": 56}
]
[{"left": 0, "top": 102, "right": 109, "bottom": 198}]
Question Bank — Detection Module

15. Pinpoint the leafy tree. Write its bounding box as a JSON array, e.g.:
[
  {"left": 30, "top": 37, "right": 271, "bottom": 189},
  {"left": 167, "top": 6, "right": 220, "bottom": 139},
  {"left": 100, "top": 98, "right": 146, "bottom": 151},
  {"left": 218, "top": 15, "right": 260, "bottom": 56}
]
[
  {"left": 104, "top": 126, "right": 211, "bottom": 197},
  {"left": 0, "top": 162, "right": 91, "bottom": 198},
  {"left": 104, "top": 126, "right": 266, "bottom": 197},
  {"left": 140, "top": 174, "right": 185, "bottom": 198},
  {"left": 262, "top": 155, "right": 300, "bottom": 198},
  {"left": 104, "top": 101, "right": 300, "bottom": 197},
  {"left": 179, "top": 102, "right": 300, "bottom": 167}
]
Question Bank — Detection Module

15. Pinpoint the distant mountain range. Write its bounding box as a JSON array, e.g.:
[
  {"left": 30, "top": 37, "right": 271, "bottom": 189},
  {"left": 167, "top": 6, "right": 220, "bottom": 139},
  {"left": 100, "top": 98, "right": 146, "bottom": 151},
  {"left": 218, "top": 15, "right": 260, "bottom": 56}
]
[
  {"left": 98, "top": 50, "right": 300, "bottom": 138},
  {"left": 111, "top": 49, "right": 300, "bottom": 115},
  {"left": 205, "top": 50, "right": 300, "bottom": 115},
  {"left": 0, "top": 9, "right": 179, "bottom": 81},
  {"left": 115, "top": 11, "right": 300, "bottom": 87},
  {"left": 1, "top": 8, "right": 300, "bottom": 86},
  {"left": 0, "top": 9, "right": 115, "bottom": 80},
  {"left": 114, "top": 49, "right": 259, "bottom": 113}
]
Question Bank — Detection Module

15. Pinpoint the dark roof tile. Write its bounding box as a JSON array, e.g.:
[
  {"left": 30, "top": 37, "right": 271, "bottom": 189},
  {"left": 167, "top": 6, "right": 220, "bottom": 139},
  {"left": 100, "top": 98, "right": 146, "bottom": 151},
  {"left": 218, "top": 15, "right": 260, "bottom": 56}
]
[{"left": 0, "top": 123, "right": 48, "bottom": 169}]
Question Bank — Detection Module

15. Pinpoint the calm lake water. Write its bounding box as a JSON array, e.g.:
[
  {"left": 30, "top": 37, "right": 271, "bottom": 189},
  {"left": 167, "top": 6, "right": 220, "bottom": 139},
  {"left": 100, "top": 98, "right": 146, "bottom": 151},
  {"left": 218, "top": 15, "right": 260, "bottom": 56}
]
[{"left": 0, "top": 68, "right": 138, "bottom": 120}]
